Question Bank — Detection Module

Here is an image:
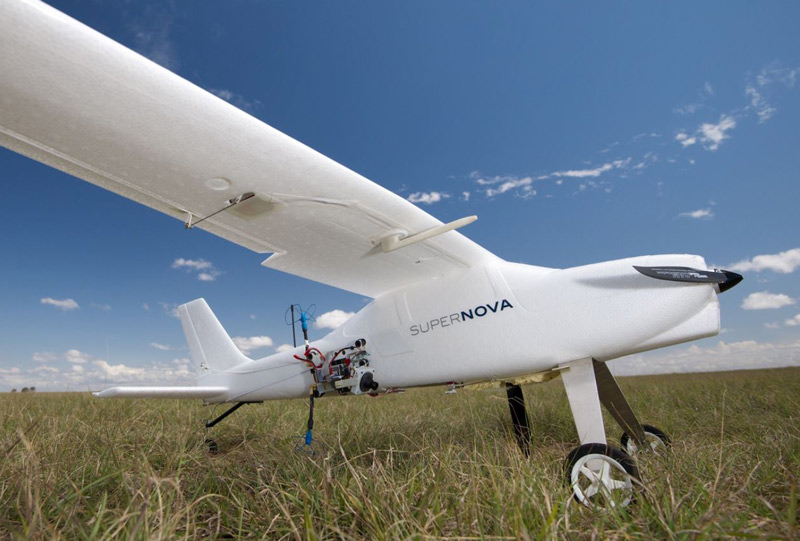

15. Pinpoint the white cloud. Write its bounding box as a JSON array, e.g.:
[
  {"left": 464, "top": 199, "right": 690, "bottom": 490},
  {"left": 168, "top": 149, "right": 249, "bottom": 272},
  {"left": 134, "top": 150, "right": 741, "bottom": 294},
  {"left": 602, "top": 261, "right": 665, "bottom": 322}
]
[
  {"left": 32, "top": 352, "right": 58, "bottom": 363},
  {"left": 32, "top": 366, "right": 59, "bottom": 374},
  {"left": 756, "top": 64, "right": 797, "bottom": 88},
  {"left": 172, "top": 258, "right": 210, "bottom": 270},
  {"left": 315, "top": 310, "right": 355, "bottom": 329},
  {"left": 142, "top": 303, "right": 150, "bottom": 311},
  {"left": 149, "top": 342, "right": 174, "bottom": 351},
  {"left": 675, "top": 132, "right": 697, "bottom": 147},
  {"left": 407, "top": 192, "right": 448, "bottom": 205},
  {"left": 172, "top": 258, "right": 221, "bottom": 281},
  {"left": 785, "top": 314, "right": 800, "bottom": 327},
  {"left": 674, "top": 104, "right": 700, "bottom": 116},
  {"left": 764, "top": 322, "right": 781, "bottom": 329},
  {"left": 0, "top": 353, "right": 197, "bottom": 391},
  {"left": 65, "top": 349, "right": 91, "bottom": 364},
  {"left": 209, "top": 88, "right": 262, "bottom": 113},
  {"left": 128, "top": 8, "right": 179, "bottom": 70},
  {"left": 276, "top": 344, "right": 295, "bottom": 353},
  {"left": 704, "top": 81, "right": 714, "bottom": 95},
  {"left": 232, "top": 336, "right": 274, "bottom": 356},
  {"left": 745, "top": 85, "right": 776, "bottom": 124},
  {"left": 728, "top": 248, "right": 800, "bottom": 274},
  {"left": 159, "top": 302, "right": 180, "bottom": 318},
  {"left": 613, "top": 339, "right": 800, "bottom": 376},
  {"left": 461, "top": 191, "right": 471, "bottom": 202},
  {"left": 41, "top": 297, "right": 79, "bottom": 311},
  {"left": 552, "top": 163, "right": 613, "bottom": 178},
  {"left": 91, "top": 303, "right": 111, "bottom": 311},
  {"left": 486, "top": 177, "right": 533, "bottom": 197},
  {"left": 93, "top": 360, "right": 145, "bottom": 378},
  {"left": 678, "top": 208, "right": 713, "bottom": 220},
  {"left": 742, "top": 292, "right": 796, "bottom": 310},
  {"left": 698, "top": 114, "right": 736, "bottom": 151}
]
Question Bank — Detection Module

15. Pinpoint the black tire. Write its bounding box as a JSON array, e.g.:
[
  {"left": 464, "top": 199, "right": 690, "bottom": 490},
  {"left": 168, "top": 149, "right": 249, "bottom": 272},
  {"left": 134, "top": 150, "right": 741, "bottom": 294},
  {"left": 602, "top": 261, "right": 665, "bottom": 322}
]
[
  {"left": 621, "top": 424, "right": 671, "bottom": 454},
  {"left": 564, "top": 443, "right": 640, "bottom": 508}
]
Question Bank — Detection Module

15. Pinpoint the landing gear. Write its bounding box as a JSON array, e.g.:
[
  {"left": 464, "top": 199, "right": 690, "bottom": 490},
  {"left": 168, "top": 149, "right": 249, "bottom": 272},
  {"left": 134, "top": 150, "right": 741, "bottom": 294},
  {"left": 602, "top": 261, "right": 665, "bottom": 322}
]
[
  {"left": 506, "top": 383, "right": 531, "bottom": 457},
  {"left": 201, "top": 401, "right": 261, "bottom": 453},
  {"left": 565, "top": 443, "right": 639, "bottom": 508},
  {"left": 621, "top": 424, "right": 670, "bottom": 455},
  {"left": 558, "top": 357, "right": 660, "bottom": 508}
]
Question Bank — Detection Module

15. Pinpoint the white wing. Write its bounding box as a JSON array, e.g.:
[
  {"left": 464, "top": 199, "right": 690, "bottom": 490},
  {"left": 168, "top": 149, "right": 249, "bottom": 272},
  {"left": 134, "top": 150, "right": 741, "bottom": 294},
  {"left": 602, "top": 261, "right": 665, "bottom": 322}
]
[{"left": 0, "top": 0, "right": 500, "bottom": 297}]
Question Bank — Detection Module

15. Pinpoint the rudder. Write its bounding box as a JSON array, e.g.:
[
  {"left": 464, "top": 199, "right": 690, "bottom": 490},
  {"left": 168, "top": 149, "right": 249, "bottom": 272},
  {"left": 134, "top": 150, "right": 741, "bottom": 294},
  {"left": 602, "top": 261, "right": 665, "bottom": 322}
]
[{"left": 178, "top": 298, "right": 250, "bottom": 372}]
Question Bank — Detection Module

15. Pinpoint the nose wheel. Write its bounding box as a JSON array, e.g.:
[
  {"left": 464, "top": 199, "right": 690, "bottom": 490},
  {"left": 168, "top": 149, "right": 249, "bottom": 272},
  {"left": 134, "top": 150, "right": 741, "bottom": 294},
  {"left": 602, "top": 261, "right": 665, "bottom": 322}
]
[
  {"left": 565, "top": 443, "right": 640, "bottom": 508},
  {"left": 621, "top": 424, "right": 670, "bottom": 455}
]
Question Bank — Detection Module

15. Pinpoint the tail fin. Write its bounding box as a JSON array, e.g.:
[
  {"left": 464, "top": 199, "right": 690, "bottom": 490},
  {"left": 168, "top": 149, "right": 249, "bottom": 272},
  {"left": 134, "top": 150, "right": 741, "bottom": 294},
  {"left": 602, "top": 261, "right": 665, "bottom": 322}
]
[{"left": 178, "top": 298, "right": 249, "bottom": 372}]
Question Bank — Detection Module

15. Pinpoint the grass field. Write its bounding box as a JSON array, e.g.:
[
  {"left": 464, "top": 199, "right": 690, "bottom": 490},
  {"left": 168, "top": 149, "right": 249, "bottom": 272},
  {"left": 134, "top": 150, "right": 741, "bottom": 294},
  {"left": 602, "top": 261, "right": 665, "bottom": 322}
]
[{"left": 1, "top": 367, "right": 799, "bottom": 539}]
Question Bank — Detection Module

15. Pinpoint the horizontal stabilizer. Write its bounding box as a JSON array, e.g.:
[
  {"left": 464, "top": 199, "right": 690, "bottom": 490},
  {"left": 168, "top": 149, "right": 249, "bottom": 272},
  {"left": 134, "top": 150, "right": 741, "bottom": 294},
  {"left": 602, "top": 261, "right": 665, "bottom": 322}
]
[{"left": 93, "top": 386, "right": 228, "bottom": 399}]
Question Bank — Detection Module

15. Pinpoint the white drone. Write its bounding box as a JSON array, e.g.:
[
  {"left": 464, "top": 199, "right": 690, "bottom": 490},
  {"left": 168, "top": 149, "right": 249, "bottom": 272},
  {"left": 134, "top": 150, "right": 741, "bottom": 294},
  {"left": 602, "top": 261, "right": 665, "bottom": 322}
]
[{"left": 0, "top": 0, "right": 742, "bottom": 508}]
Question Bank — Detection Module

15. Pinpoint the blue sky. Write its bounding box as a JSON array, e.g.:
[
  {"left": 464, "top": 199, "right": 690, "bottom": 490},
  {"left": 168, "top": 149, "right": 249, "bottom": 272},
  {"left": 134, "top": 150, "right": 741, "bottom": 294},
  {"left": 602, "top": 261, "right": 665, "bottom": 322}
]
[{"left": 2, "top": 1, "right": 799, "bottom": 390}]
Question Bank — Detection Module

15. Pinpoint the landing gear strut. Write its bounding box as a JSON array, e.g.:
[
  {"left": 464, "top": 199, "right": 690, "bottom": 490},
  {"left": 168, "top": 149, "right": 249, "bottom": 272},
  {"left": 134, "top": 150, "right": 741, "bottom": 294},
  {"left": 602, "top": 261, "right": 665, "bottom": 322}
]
[
  {"left": 202, "top": 401, "right": 261, "bottom": 453},
  {"left": 506, "top": 383, "right": 531, "bottom": 457},
  {"left": 559, "top": 358, "right": 670, "bottom": 508}
]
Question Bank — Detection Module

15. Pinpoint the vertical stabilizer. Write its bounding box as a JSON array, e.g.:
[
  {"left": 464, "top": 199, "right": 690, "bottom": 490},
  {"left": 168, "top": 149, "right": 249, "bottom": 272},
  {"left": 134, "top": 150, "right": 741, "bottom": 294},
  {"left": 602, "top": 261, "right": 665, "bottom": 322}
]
[{"left": 178, "top": 298, "right": 249, "bottom": 372}]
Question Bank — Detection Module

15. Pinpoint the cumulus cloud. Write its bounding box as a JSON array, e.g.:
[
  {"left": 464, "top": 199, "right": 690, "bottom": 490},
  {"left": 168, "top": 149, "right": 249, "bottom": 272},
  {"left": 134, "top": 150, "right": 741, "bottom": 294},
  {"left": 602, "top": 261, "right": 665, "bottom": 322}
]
[
  {"left": 698, "top": 114, "right": 736, "bottom": 151},
  {"left": 149, "top": 342, "right": 174, "bottom": 351},
  {"left": 315, "top": 310, "right": 355, "bottom": 329},
  {"left": 407, "top": 192, "right": 449, "bottom": 205},
  {"left": 32, "top": 352, "right": 58, "bottom": 363},
  {"left": 65, "top": 349, "right": 91, "bottom": 364},
  {"left": 675, "top": 132, "right": 697, "bottom": 147},
  {"left": 172, "top": 258, "right": 222, "bottom": 281},
  {"left": 232, "top": 336, "right": 274, "bottom": 356},
  {"left": 678, "top": 208, "right": 714, "bottom": 220},
  {"left": 785, "top": 314, "right": 800, "bottom": 327},
  {"left": 93, "top": 360, "right": 145, "bottom": 378},
  {"left": 728, "top": 248, "right": 800, "bottom": 274},
  {"left": 0, "top": 353, "right": 196, "bottom": 391},
  {"left": 742, "top": 292, "right": 796, "bottom": 310},
  {"left": 613, "top": 339, "right": 800, "bottom": 376},
  {"left": 275, "top": 343, "right": 295, "bottom": 353},
  {"left": 41, "top": 297, "right": 79, "bottom": 311}
]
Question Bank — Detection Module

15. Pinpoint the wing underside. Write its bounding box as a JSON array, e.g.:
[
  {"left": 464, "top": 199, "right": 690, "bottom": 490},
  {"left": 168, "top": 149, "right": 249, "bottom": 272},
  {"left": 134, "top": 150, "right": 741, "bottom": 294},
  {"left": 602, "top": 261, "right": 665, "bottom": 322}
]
[{"left": 0, "top": 0, "right": 499, "bottom": 297}]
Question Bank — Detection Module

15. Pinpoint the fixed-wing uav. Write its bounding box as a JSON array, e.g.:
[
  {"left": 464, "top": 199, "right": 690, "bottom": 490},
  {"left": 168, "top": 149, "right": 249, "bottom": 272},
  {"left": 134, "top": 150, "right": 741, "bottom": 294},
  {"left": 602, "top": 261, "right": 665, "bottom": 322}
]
[{"left": 0, "top": 0, "right": 742, "bottom": 508}]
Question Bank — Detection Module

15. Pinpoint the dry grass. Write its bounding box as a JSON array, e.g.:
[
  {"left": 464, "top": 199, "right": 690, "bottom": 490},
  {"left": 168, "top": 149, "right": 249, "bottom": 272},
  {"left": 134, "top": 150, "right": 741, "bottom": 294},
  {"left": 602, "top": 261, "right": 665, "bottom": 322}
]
[{"left": 1, "top": 367, "right": 799, "bottom": 539}]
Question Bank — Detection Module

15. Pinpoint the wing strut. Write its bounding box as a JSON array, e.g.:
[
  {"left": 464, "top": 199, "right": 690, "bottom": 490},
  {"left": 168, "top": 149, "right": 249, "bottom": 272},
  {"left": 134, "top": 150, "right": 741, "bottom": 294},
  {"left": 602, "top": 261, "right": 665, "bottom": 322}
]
[{"left": 185, "top": 192, "right": 255, "bottom": 229}]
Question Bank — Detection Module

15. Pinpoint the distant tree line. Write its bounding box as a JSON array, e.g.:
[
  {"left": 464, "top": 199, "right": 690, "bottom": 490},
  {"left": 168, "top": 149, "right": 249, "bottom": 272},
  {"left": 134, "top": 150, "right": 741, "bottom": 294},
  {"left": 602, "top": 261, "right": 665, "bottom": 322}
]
[{"left": 10, "top": 387, "right": 36, "bottom": 392}]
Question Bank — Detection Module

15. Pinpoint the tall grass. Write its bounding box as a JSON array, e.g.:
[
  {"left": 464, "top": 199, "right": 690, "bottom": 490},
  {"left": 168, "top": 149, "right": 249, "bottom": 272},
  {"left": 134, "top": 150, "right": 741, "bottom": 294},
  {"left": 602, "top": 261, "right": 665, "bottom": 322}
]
[{"left": 1, "top": 367, "right": 798, "bottom": 539}]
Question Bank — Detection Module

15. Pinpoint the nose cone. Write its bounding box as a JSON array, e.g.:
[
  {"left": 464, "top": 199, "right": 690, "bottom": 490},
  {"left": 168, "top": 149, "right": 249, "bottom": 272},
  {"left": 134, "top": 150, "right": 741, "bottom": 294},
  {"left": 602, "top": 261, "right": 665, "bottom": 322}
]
[{"left": 718, "top": 270, "right": 744, "bottom": 293}]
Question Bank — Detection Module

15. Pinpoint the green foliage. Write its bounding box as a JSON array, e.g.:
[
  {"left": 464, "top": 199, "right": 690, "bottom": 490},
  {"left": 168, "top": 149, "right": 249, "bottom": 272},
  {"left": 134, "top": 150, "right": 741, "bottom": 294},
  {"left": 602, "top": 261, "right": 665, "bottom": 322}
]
[{"left": 1, "top": 368, "right": 798, "bottom": 539}]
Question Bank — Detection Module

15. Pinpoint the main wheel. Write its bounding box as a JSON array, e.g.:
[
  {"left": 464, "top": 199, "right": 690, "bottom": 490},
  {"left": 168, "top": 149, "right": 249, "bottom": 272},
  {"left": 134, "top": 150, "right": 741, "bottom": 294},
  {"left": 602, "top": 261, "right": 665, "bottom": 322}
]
[
  {"left": 565, "top": 443, "right": 640, "bottom": 509},
  {"left": 621, "top": 424, "right": 670, "bottom": 455}
]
